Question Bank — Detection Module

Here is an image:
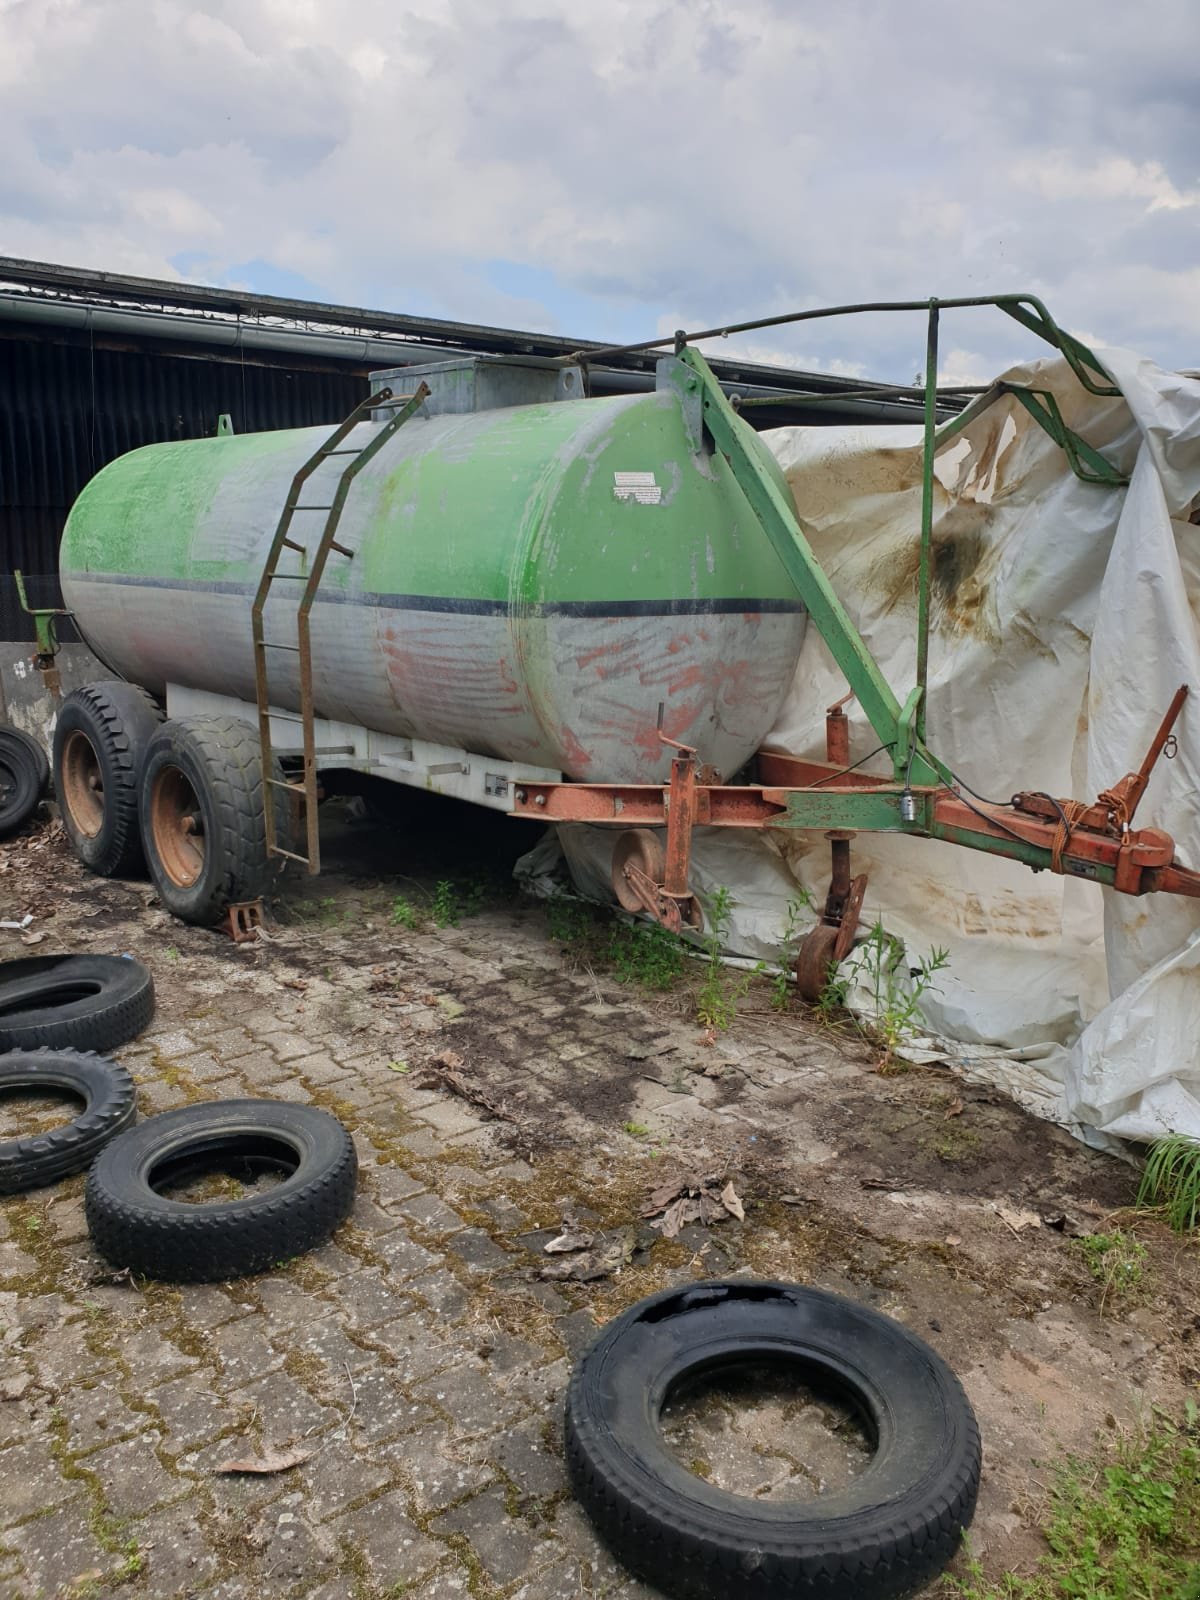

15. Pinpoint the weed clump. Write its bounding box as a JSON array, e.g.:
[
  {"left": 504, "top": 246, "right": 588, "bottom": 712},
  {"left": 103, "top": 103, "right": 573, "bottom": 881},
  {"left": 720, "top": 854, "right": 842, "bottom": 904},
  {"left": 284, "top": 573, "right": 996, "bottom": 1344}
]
[
  {"left": 948, "top": 1407, "right": 1200, "bottom": 1599},
  {"left": 1137, "top": 1135, "right": 1200, "bottom": 1233}
]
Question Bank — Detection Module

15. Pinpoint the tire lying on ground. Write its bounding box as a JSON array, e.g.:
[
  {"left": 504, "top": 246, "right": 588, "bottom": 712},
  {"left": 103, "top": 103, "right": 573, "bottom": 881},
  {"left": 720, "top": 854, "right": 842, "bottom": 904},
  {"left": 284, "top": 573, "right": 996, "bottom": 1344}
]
[
  {"left": 0, "top": 954, "right": 155, "bottom": 1054},
  {"left": 0, "top": 726, "right": 47, "bottom": 839},
  {"left": 85, "top": 1100, "right": 358, "bottom": 1281},
  {"left": 0, "top": 1049, "right": 137, "bottom": 1193},
  {"left": 565, "top": 1280, "right": 981, "bottom": 1600},
  {"left": 54, "top": 681, "right": 164, "bottom": 877},
  {"left": 139, "top": 715, "right": 288, "bottom": 926}
]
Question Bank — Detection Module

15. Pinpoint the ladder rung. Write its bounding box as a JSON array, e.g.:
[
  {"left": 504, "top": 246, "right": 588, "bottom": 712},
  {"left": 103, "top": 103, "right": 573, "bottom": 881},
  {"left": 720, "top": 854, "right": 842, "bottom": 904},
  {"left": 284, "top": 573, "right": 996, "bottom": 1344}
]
[
  {"left": 266, "top": 573, "right": 310, "bottom": 581},
  {"left": 296, "top": 504, "right": 335, "bottom": 511},
  {"left": 268, "top": 778, "right": 308, "bottom": 793},
  {"left": 260, "top": 641, "right": 301, "bottom": 652},
  {"left": 269, "top": 713, "right": 304, "bottom": 723},
  {"left": 322, "top": 448, "right": 360, "bottom": 456},
  {"left": 274, "top": 745, "right": 355, "bottom": 757},
  {"left": 374, "top": 393, "right": 417, "bottom": 406}
]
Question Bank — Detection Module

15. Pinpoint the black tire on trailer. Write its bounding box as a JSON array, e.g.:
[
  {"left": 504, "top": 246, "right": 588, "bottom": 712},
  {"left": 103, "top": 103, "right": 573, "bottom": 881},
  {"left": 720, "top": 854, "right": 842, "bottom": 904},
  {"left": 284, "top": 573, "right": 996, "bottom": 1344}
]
[
  {"left": 0, "top": 1048, "right": 137, "bottom": 1194},
  {"left": 139, "top": 715, "right": 287, "bottom": 926},
  {"left": 0, "top": 954, "right": 155, "bottom": 1054},
  {"left": 84, "top": 1099, "right": 358, "bottom": 1282},
  {"left": 54, "top": 681, "right": 165, "bottom": 877},
  {"left": 0, "top": 729, "right": 44, "bottom": 839},
  {"left": 564, "top": 1280, "right": 982, "bottom": 1600}
]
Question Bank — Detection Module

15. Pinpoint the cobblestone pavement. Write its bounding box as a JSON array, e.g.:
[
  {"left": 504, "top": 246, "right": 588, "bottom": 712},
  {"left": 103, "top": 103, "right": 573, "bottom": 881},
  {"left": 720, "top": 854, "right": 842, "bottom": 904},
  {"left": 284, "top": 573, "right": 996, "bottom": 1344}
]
[{"left": 1, "top": 811, "right": 1197, "bottom": 1599}]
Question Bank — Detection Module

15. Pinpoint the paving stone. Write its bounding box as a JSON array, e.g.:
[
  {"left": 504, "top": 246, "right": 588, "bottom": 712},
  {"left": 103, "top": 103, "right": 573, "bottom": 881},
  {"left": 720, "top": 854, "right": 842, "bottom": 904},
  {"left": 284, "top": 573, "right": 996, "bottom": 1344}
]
[
  {"left": 552, "top": 1501, "right": 634, "bottom": 1590},
  {"left": 347, "top": 1195, "right": 401, "bottom": 1234},
  {"left": 154, "top": 1371, "right": 240, "bottom": 1452},
  {"left": 18, "top": 1321, "right": 108, "bottom": 1390},
  {"left": 120, "top": 1326, "right": 200, "bottom": 1383},
  {"left": 333, "top": 1268, "right": 415, "bottom": 1330},
  {"left": 511, "top": 1555, "right": 595, "bottom": 1599},
  {"left": 45, "top": 1195, "right": 89, "bottom": 1245},
  {"left": 244, "top": 1500, "right": 337, "bottom": 1588},
  {"left": 291, "top": 1052, "right": 352, "bottom": 1085},
  {"left": 418, "top": 1099, "right": 488, "bottom": 1137},
  {"left": 281, "top": 1314, "right": 376, "bottom": 1377},
  {"left": 258, "top": 1033, "right": 317, "bottom": 1063},
  {"left": 256, "top": 1275, "right": 332, "bottom": 1328},
  {"left": 236, "top": 1369, "right": 340, "bottom": 1443},
  {"left": 211, "top": 1317, "right": 285, "bottom": 1389},
  {"left": 556, "top": 1309, "right": 601, "bottom": 1359},
  {"left": 135, "top": 1504, "right": 220, "bottom": 1596},
  {"left": 372, "top": 1229, "right": 439, "bottom": 1279},
  {"left": 398, "top": 1193, "right": 467, "bottom": 1234},
  {"left": 373, "top": 1315, "right": 460, "bottom": 1385},
  {"left": 293, "top": 1440, "right": 392, "bottom": 1521},
  {"left": 174, "top": 1051, "right": 227, "bottom": 1082},
  {"left": 488, "top": 1417, "right": 569, "bottom": 1500},
  {"left": 387, "top": 1435, "right": 494, "bottom": 1512},
  {"left": 0, "top": 1437, "right": 79, "bottom": 1522},
  {"left": 148, "top": 1030, "right": 199, "bottom": 1056},
  {"left": 225, "top": 1050, "right": 293, "bottom": 1085},
  {"left": 88, "top": 1432, "right": 190, "bottom": 1517},
  {"left": 2, "top": 1497, "right": 108, "bottom": 1596},
  {"left": 59, "top": 1377, "right": 149, "bottom": 1455},
  {"left": 448, "top": 1228, "right": 513, "bottom": 1274},
  {"left": 331, "top": 1489, "right": 442, "bottom": 1590},
  {"left": 406, "top": 1267, "right": 471, "bottom": 1320},
  {"left": 176, "top": 1284, "right": 254, "bottom": 1329},
  {"left": 414, "top": 1364, "right": 524, "bottom": 1436},
  {"left": 343, "top": 1367, "right": 431, "bottom": 1445},
  {"left": 434, "top": 1486, "right": 559, "bottom": 1586}
]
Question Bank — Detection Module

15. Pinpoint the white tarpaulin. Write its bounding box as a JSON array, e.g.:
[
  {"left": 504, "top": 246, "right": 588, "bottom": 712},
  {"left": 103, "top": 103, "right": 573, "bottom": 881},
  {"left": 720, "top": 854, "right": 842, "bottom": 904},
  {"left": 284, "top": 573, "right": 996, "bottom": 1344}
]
[{"left": 527, "top": 347, "right": 1200, "bottom": 1149}]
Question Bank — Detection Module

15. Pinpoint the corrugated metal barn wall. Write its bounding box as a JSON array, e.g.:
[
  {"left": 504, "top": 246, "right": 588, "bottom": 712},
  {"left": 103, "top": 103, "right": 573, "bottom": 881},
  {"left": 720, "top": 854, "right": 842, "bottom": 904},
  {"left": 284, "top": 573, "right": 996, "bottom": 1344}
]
[{"left": 0, "top": 331, "right": 366, "bottom": 640}]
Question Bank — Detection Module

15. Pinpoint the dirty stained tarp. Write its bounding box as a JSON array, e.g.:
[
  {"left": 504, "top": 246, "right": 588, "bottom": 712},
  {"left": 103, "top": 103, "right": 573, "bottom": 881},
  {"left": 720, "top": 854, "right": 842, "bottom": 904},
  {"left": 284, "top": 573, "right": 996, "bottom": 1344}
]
[{"left": 527, "top": 348, "right": 1200, "bottom": 1149}]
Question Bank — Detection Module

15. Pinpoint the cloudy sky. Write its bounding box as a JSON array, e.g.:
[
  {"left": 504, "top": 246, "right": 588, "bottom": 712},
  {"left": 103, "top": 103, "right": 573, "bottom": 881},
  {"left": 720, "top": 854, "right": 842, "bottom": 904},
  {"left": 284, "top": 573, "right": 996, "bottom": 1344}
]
[{"left": 2, "top": 0, "right": 1197, "bottom": 383}]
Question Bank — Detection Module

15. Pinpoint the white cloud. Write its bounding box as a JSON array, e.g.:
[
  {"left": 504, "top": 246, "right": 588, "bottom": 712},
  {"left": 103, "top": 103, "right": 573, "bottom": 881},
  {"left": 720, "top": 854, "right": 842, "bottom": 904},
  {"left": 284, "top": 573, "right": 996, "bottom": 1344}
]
[{"left": 0, "top": 0, "right": 1197, "bottom": 380}]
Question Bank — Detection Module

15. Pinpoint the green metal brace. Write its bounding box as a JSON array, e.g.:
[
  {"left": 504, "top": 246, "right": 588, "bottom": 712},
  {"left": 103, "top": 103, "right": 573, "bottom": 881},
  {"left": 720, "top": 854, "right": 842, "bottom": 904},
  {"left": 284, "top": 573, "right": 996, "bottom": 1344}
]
[{"left": 678, "top": 345, "right": 948, "bottom": 792}]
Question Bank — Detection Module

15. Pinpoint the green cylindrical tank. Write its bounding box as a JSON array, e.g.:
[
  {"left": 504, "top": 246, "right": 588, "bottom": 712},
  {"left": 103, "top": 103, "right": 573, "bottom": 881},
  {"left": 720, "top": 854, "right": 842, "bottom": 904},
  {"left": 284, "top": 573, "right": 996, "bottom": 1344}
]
[{"left": 61, "top": 386, "right": 806, "bottom": 782}]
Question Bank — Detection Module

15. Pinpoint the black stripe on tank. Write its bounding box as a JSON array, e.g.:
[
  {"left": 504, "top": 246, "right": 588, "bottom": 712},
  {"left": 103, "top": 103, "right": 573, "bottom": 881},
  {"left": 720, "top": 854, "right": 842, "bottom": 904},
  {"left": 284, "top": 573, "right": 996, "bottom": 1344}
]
[{"left": 64, "top": 571, "right": 806, "bottom": 618}]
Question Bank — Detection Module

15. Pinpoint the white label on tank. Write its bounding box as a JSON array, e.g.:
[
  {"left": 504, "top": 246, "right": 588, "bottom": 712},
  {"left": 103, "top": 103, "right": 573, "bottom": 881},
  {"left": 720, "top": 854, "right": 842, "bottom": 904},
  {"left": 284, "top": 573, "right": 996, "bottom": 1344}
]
[{"left": 613, "top": 471, "right": 662, "bottom": 505}]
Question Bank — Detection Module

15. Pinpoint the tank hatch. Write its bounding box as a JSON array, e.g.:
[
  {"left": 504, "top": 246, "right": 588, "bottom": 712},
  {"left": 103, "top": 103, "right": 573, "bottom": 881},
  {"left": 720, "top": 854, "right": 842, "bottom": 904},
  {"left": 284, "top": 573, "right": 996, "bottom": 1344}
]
[{"left": 368, "top": 353, "right": 584, "bottom": 417}]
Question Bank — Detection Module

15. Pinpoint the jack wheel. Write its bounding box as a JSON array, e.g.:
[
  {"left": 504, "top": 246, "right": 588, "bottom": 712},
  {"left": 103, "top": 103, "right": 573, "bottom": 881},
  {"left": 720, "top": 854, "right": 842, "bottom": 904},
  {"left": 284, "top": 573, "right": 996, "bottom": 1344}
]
[
  {"left": 611, "top": 829, "right": 666, "bottom": 913},
  {"left": 795, "top": 922, "right": 840, "bottom": 1003}
]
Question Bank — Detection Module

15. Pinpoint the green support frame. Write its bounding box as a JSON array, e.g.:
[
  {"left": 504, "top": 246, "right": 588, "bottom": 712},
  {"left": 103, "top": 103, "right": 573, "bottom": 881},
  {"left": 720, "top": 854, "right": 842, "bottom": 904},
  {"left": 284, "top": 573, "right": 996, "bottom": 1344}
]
[{"left": 663, "top": 292, "right": 1130, "bottom": 805}]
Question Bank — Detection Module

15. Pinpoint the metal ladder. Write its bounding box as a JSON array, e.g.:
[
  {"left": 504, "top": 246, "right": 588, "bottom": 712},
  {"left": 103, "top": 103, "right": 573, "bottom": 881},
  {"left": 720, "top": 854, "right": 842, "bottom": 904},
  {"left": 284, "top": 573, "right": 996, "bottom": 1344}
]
[{"left": 251, "top": 381, "right": 430, "bottom": 873}]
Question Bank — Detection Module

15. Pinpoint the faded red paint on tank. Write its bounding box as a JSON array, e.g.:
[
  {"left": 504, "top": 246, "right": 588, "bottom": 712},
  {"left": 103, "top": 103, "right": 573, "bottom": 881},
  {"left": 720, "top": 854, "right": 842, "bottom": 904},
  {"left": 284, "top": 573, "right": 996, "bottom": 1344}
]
[
  {"left": 377, "top": 617, "right": 545, "bottom": 763},
  {"left": 631, "top": 698, "right": 708, "bottom": 763},
  {"left": 574, "top": 637, "right": 625, "bottom": 673}
]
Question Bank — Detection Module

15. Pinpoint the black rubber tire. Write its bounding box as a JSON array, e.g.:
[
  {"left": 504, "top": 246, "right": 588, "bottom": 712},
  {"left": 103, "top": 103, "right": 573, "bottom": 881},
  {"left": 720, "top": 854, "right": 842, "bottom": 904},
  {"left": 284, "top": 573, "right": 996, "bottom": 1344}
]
[
  {"left": 5, "top": 727, "right": 50, "bottom": 798},
  {"left": 139, "top": 715, "right": 286, "bottom": 927},
  {"left": 0, "top": 1048, "right": 137, "bottom": 1193},
  {"left": 54, "top": 681, "right": 165, "bottom": 877},
  {"left": 0, "top": 954, "right": 156, "bottom": 1054},
  {"left": 564, "top": 1281, "right": 981, "bottom": 1600},
  {"left": 0, "top": 729, "right": 44, "bottom": 839},
  {"left": 84, "top": 1099, "right": 358, "bottom": 1282}
]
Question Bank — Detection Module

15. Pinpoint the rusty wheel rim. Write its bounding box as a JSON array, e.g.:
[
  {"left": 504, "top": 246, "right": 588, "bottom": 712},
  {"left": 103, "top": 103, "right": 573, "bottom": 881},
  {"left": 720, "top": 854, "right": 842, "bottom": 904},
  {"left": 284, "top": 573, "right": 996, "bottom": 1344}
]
[
  {"left": 150, "top": 765, "right": 205, "bottom": 888},
  {"left": 611, "top": 829, "right": 666, "bottom": 913},
  {"left": 61, "top": 729, "right": 104, "bottom": 838}
]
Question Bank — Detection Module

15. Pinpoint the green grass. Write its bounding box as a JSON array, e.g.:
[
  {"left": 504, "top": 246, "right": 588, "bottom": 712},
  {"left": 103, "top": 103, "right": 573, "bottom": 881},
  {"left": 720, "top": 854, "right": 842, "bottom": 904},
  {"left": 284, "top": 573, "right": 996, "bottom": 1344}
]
[
  {"left": 947, "top": 1408, "right": 1200, "bottom": 1599},
  {"left": 546, "top": 897, "right": 686, "bottom": 991},
  {"left": 1072, "top": 1228, "right": 1147, "bottom": 1310},
  {"left": 1137, "top": 1136, "right": 1200, "bottom": 1233},
  {"left": 390, "top": 895, "right": 421, "bottom": 930}
]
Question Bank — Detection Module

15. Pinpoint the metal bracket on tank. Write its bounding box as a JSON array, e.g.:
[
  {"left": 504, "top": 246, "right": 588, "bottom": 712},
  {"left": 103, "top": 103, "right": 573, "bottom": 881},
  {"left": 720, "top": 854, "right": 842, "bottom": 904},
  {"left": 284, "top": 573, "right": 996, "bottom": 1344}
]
[{"left": 655, "top": 357, "right": 706, "bottom": 455}]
